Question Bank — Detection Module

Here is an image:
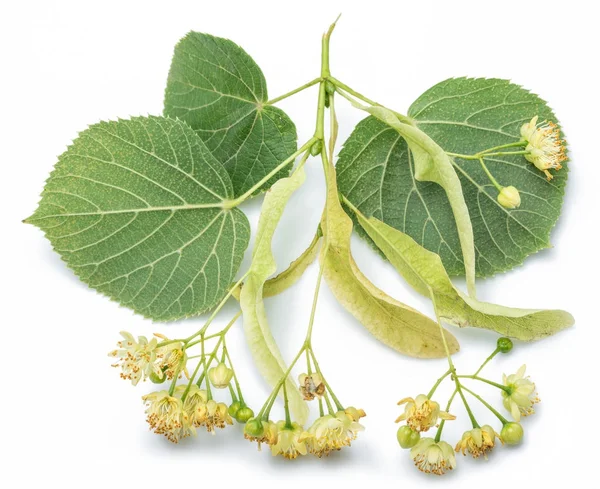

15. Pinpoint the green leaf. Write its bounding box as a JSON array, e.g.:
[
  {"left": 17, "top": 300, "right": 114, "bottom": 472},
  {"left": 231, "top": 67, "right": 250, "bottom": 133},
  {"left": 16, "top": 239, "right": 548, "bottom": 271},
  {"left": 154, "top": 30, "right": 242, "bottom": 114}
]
[
  {"left": 320, "top": 156, "right": 459, "bottom": 358},
  {"left": 356, "top": 212, "right": 574, "bottom": 340},
  {"left": 240, "top": 164, "right": 309, "bottom": 424},
  {"left": 337, "top": 78, "right": 568, "bottom": 277},
  {"left": 26, "top": 116, "right": 250, "bottom": 321},
  {"left": 164, "top": 32, "right": 297, "bottom": 197}
]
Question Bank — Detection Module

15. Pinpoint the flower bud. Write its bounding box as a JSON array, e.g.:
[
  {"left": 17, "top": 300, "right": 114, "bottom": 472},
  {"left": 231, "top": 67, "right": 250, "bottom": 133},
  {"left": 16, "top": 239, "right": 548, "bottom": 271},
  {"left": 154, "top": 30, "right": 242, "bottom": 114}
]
[
  {"left": 310, "top": 140, "right": 323, "bottom": 156},
  {"left": 236, "top": 406, "right": 255, "bottom": 423},
  {"left": 497, "top": 186, "right": 521, "bottom": 209},
  {"left": 501, "top": 422, "right": 524, "bottom": 445},
  {"left": 244, "top": 418, "right": 265, "bottom": 438},
  {"left": 497, "top": 337, "right": 513, "bottom": 353},
  {"left": 208, "top": 362, "right": 233, "bottom": 389},
  {"left": 228, "top": 400, "right": 242, "bottom": 417},
  {"left": 325, "top": 80, "right": 336, "bottom": 95},
  {"left": 149, "top": 370, "right": 166, "bottom": 384},
  {"left": 397, "top": 425, "right": 420, "bottom": 449}
]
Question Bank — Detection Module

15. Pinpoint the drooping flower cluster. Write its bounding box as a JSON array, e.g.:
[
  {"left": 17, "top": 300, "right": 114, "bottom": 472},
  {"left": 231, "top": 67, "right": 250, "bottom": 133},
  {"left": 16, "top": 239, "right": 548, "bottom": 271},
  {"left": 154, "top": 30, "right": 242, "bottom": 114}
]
[
  {"left": 520, "top": 115, "right": 567, "bottom": 180},
  {"left": 396, "top": 338, "right": 535, "bottom": 475},
  {"left": 245, "top": 407, "right": 366, "bottom": 459},
  {"left": 143, "top": 385, "right": 234, "bottom": 443}
]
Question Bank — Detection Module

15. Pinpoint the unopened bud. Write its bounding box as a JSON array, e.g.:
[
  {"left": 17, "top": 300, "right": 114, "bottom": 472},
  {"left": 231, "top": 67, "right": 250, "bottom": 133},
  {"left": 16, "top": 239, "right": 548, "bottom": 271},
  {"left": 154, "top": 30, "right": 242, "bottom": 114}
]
[
  {"left": 497, "top": 186, "right": 521, "bottom": 209},
  {"left": 208, "top": 363, "right": 233, "bottom": 389},
  {"left": 501, "top": 422, "right": 524, "bottom": 445}
]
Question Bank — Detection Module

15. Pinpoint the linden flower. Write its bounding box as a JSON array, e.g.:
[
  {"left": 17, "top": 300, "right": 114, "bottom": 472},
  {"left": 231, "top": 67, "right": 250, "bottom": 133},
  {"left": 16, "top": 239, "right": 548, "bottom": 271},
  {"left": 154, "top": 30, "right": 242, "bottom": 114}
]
[
  {"left": 302, "top": 409, "right": 365, "bottom": 457},
  {"left": 108, "top": 332, "right": 160, "bottom": 385},
  {"left": 397, "top": 395, "right": 455, "bottom": 432},
  {"left": 142, "top": 390, "right": 191, "bottom": 443},
  {"left": 410, "top": 438, "right": 456, "bottom": 475},
  {"left": 244, "top": 419, "right": 279, "bottom": 450},
  {"left": 156, "top": 345, "right": 186, "bottom": 380},
  {"left": 502, "top": 364, "right": 539, "bottom": 421},
  {"left": 181, "top": 385, "right": 208, "bottom": 427},
  {"left": 270, "top": 421, "right": 308, "bottom": 459},
  {"left": 455, "top": 425, "right": 501, "bottom": 459},
  {"left": 298, "top": 372, "right": 325, "bottom": 400},
  {"left": 520, "top": 116, "right": 566, "bottom": 180},
  {"left": 197, "top": 400, "right": 233, "bottom": 434}
]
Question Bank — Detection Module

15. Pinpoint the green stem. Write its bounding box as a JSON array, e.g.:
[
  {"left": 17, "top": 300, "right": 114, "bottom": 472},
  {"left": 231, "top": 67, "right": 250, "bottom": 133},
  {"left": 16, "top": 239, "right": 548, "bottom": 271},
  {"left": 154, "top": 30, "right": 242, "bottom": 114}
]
[
  {"left": 457, "top": 375, "right": 511, "bottom": 393},
  {"left": 283, "top": 382, "right": 292, "bottom": 428},
  {"left": 478, "top": 157, "right": 503, "bottom": 191},
  {"left": 266, "top": 78, "right": 322, "bottom": 105},
  {"left": 427, "top": 369, "right": 451, "bottom": 398},
  {"left": 479, "top": 141, "right": 526, "bottom": 153},
  {"left": 461, "top": 385, "right": 509, "bottom": 424},
  {"left": 309, "top": 348, "right": 343, "bottom": 411},
  {"left": 224, "top": 138, "right": 317, "bottom": 209},
  {"left": 224, "top": 343, "right": 245, "bottom": 403},
  {"left": 473, "top": 348, "right": 500, "bottom": 376},
  {"left": 430, "top": 289, "right": 478, "bottom": 427},
  {"left": 304, "top": 245, "right": 328, "bottom": 344},
  {"left": 435, "top": 389, "right": 458, "bottom": 442},
  {"left": 329, "top": 77, "right": 414, "bottom": 125}
]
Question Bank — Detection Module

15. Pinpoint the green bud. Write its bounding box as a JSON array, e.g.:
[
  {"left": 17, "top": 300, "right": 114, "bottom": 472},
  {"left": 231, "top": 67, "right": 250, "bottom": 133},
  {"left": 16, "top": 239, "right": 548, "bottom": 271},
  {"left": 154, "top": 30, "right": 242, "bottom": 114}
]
[
  {"left": 310, "top": 140, "right": 323, "bottom": 156},
  {"left": 497, "top": 186, "right": 521, "bottom": 209},
  {"left": 228, "top": 401, "right": 242, "bottom": 418},
  {"left": 236, "top": 406, "right": 255, "bottom": 423},
  {"left": 497, "top": 337, "right": 513, "bottom": 353},
  {"left": 501, "top": 422, "right": 524, "bottom": 445},
  {"left": 324, "top": 92, "right": 330, "bottom": 108},
  {"left": 396, "top": 425, "right": 420, "bottom": 449},
  {"left": 149, "top": 371, "right": 166, "bottom": 384},
  {"left": 244, "top": 418, "right": 264, "bottom": 438},
  {"left": 325, "top": 80, "right": 335, "bottom": 95}
]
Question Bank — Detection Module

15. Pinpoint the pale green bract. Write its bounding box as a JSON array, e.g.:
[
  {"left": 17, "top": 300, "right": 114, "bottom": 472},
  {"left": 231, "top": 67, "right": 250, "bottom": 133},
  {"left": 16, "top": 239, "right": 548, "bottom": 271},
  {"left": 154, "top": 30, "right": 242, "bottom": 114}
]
[
  {"left": 320, "top": 155, "right": 459, "bottom": 358},
  {"left": 240, "top": 164, "right": 309, "bottom": 424},
  {"left": 357, "top": 213, "right": 574, "bottom": 340},
  {"left": 26, "top": 116, "right": 250, "bottom": 321},
  {"left": 164, "top": 32, "right": 297, "bottom": 197},
  {"left": 337, "top": 78, "right": 568, "bottom": 278}
]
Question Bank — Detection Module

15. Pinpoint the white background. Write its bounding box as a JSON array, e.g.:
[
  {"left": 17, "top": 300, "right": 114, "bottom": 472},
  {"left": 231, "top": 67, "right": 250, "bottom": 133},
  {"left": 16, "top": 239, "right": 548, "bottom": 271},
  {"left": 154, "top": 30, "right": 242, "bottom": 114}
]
[{"left": 1, "top": 0, "right": 598, "bottom": 487}]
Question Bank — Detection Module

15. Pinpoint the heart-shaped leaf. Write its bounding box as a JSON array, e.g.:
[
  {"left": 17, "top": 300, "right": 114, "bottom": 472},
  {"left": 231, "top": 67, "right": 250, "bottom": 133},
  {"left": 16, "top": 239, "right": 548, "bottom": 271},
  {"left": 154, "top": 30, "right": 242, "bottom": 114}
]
[
  {"left": 26, "top": 116, "right": 250, "bottom": 321},
  {"left": 164, "top": 32, "right": 297, "bottom": 197},
  {"left": 337, "top": 78, "right": 568, "bottom": 277}
]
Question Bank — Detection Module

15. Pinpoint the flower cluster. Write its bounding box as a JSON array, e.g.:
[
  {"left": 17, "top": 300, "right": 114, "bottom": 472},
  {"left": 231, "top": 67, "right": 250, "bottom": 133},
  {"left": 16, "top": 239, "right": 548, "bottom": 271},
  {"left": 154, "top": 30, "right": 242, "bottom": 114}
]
[
  {"left": 396, "top": 338, "right": 536, "bottom": 475},
  {"left": 245, "top": 407, "right": 366, "bottom": 459},
  {"left": 109, "top": 320, "right": 254, "bottom": 444}
]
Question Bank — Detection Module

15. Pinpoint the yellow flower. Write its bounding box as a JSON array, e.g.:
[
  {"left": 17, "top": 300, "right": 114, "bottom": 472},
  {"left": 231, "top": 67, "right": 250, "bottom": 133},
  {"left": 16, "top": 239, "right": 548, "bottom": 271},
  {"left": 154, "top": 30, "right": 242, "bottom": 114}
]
[
  {"left": 302, "top": 409, "right": 365, "bottom": 457},
  {"left": 298, "top": 372, "right": 325, "bottom": 400},
  {"left": 410, "top": 438, "right": 456, "bottom": 475},
  {"left": 397, "top": 395, "right": 455, "bottom": 432},
  {"left": 181, "top": 385, "right": 208, "bottom": 428},
  {"left": 244, "top": 419, "right": 278, "bottom": 450},
  {"left": 197, "top": 400, "right": 233, "bottom": 434},
  {"left": 270, "top": 421, "right": 308, "bottom": 459},
  {"left": 109, "top": 332, "right": 160, "bottom": 385},
  {"left": 142, "top": 390, "right": 192, "bottom": 443},
  {"left": 497, "top": 186, "right": 521, "bottom": 209},
  {"left": 520, "top": 116, "right": 566, "bottom": 180},
  {"left": 502, "top": 364, "right": 539, "bottom": 421},
  {"left": 455, "top": 425, "right": 501, "bottom": 459},
  {"left": 208, "top": 363, "right": 234, "bottom": 389},
  {"left": 156, "top": 345, "right": 186, "bottom": 380}
]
